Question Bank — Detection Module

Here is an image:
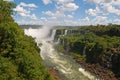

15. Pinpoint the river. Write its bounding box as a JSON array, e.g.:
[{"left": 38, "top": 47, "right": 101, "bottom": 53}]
[{"left": 24, "top": 26, "right": 101, "bottom": 80}]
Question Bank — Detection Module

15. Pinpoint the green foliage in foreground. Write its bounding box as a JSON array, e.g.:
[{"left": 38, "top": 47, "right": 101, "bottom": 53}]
[
  {"left": 0, "top": 0, "right": 54, "bottom": 80},
  {"left": 0, "top": 23, "right": 54, "bottom": 80}
]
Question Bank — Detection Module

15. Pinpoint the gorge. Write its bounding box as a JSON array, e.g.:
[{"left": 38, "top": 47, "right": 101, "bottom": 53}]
[{"left": 24, "top": 26, "right": 101, "bottom": 80}]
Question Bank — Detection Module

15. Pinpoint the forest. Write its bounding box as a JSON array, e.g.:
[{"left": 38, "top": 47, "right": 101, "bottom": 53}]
[
  {"left": 0, "top": 0, "right": 54, "bottom": 80},
  {"left": 56, "top": 25, "right": 120, "bottom": 79}
]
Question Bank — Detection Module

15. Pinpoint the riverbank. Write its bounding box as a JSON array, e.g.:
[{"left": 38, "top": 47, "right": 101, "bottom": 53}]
[
  {"left": 48, "top": 67, "right": 61, "bottom": 80},
  {"left": 63, "top": 51, "right": 119, "bottom": 80}
]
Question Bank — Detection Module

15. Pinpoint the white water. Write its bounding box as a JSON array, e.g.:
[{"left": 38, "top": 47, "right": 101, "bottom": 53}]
[
  {"left": 109, "top": 53, "right": 114, "bottom": 61},
  {"left": 65, "top": 30, "right": 68, "bottom": 35},
  {"left": 51, "top": 29, "right": 56, "bottom": 41},
  {"left": 57, "top": 38, "right": 61, "bottom": 44},
  {"left": 83, "top": 46, "right": 87, "bottom": 55},
  {"left": 24, "top": 26, "right": 101, "bottom": 80}
]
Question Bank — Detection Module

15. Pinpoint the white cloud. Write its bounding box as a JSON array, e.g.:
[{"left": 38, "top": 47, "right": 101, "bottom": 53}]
[
  {"left": 84, "top": 17, "right": 90, "bottom": 22},
  {"left": 112, "top": 0, "right": 120, "bottom": 6},
  {"left": 42, "top": 0, "right": 79, "bottom": 12},
  {"left": 86, "top": 7, "right": 100, "bottom": 16},
  {"left": 101, "top": 3, "right": 120, "bottom": 16},
  {"left": 41, "top": 17, "right": 48, "bottom": 21},
  {"left": 85, "top": 0, "right": 120, "bottom": 17},
  {"left": 42, "top": 0, "right": 74, "bottom": 5},
  {"left": 78, "top": 17, "right": 90, "bottom": 25},
  {"left": 42, "top": 0, "right": 79, "bottom": 25},
  {"left": 14, "top": 5, "right": 30, "bottom": 16},
  {"left": 20, "top": 2, "right": 37, "bottom": 8},
  {"left": 13, "top": 2, "right": 37, "bottom": 20},
  {"left": 43, "top": 10, "right": 65, "bottom": 19},
  {"left": 67, "top": 15, "right": 73, "bottom": 18},
  {"left": 56, "top": 0, "right": 74, "bottom": 3},
  {"left": 30, "top": 14, "right": 37, "bottom": 20},
  {"left": 60, "top": 3, "right": 79, "bottom": 11},
  {"left": 84, "top": 0, "right": 110, "bottom": 4},
  {"left": 4, "top": 0, "right": 14, "bottom": 2},
  {"left": 91, "top": 16, "right": 108, "bottom": 25},
  {"left": 112, "top": 19, "right": 120, "bottom": 24},
  {"left": 42, "top": 0, "right": 52, "bottom": 5},
  {"left": 43, "top": 11, "right": 53, "bottom": 16}
]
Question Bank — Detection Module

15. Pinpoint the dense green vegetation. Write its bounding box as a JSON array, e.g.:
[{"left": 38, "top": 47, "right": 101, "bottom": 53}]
[
  {"left": 56, "top": 25, "right": 120, "bottom": 78},
  {"left": 82, "top": 25, "right": 120, "bottom": 36},
  {"left": 0, "top": 0, "right": 54, "bottom": 80}
]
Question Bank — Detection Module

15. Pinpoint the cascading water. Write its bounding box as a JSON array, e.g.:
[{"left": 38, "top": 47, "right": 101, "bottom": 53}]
[
  {"left": 109, "top": 53, "right": 114, "bottom": 62},
  {"left": 51, "top": 29, "right": 56, "bottom": 41},
  {"left": 65, "top": 30, "right": 68, "bottom": 35},
  {"left": 57, "top": 38, "right": 61, "bottom": 44},
  {"left": 24, "top": 26, "right": 101, "bottom": 80},
  {"left": 62, "top": 30, "right": 64, "bottom": 35},
  {"left": 83, "top": 46, "right": 87, "bottom": 55}
]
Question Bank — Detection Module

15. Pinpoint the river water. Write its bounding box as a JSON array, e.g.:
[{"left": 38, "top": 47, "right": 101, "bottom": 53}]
[{"left": 24, "top": 26, "right": 101, "bottom": 80}]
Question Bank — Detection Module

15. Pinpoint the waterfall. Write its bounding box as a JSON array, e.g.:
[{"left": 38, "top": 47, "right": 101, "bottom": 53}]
[
  {"left": 70, "top": 30, "right": 73, "bottom": 34},
  {"left": 109, "top": 53, "right": 114, "bottom": 61},
  {"left": 66, "top": 46, "right": 70, "bottom": 52},
  {"left": 67, "top": 30, "right": 70, "bottom": 35},
  {"left": 62, "top": 39, "right": 65, "bottom": 45},
  {"left": 65, "top": 30, "right": 68, "bottom": 35},
  {"left": 69, "top": 30, "right": 71, "bottom": 34},
  {"left": 24, "top": 26, "right": 101, "bottom": 80},
  {"left": 83, "top": 46, "right": 87, "bottom": 55},
  {"left": 57, "top": 38, "right": 61, "bottom": 44},
  {"left": 51, "top": 29, "right": 56, "bottom": 41},
  {"left": 61, "top": 30, "right": 64, "bottom": 35}
]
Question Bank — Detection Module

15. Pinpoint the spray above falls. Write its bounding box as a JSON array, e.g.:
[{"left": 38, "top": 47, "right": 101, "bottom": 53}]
[{"left": 24, "top": 26, "right": 55, "bottom": 41}]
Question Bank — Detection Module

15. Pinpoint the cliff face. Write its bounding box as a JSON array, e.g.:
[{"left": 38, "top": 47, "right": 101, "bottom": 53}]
[{"left": 53, "top": 25, "right": 120, "bottom": 79}]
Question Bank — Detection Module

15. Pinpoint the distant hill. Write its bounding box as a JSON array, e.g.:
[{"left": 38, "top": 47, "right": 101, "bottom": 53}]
[{"left": 19, "top": 25, "right": 42, "bottom": 29}]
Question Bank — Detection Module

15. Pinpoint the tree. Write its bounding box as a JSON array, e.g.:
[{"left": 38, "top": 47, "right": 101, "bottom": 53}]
[
  {"left": 0, "top": 0, "right": 55, "bottom": 80},
  {"left": 0, "top": 0, "right": 16, "bottom": 23}
]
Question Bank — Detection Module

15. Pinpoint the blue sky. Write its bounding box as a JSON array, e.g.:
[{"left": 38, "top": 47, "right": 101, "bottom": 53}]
[{"left": 7, "top": 0, "right": 120, "bottom": 25}]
